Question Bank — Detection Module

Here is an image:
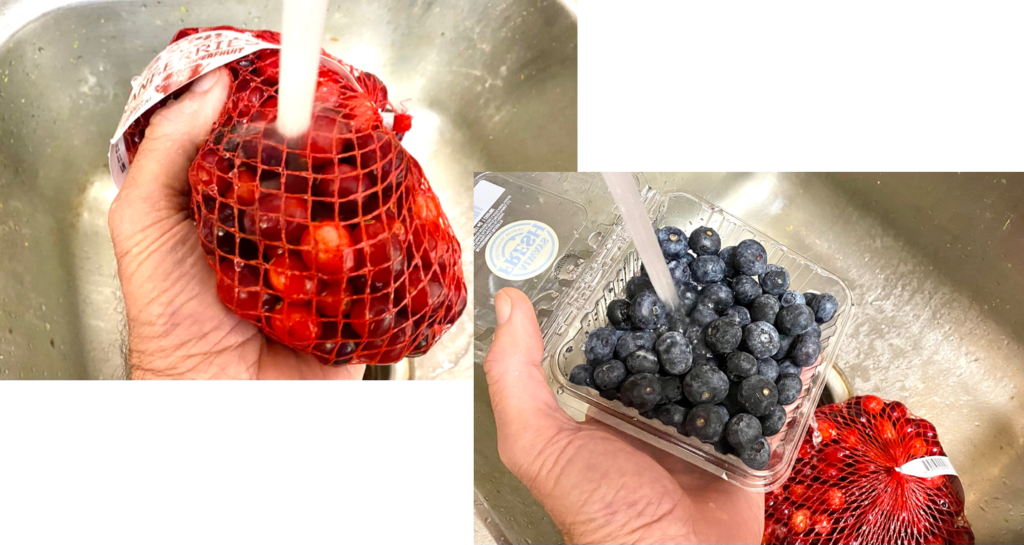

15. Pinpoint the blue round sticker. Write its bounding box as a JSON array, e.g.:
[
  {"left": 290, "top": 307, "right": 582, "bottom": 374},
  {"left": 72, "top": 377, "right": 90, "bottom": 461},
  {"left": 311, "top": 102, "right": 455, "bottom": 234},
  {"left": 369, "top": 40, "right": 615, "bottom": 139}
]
[{"left": 485, "top": 220, "right": 559, "bottom": 281}]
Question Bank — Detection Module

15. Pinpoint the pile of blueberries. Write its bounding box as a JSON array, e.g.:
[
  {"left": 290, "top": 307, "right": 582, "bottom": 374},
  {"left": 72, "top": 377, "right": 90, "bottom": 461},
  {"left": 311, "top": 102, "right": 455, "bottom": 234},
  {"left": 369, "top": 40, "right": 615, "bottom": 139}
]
[{"left": 568, "top": 225, "right": 839, "bottom": 470}]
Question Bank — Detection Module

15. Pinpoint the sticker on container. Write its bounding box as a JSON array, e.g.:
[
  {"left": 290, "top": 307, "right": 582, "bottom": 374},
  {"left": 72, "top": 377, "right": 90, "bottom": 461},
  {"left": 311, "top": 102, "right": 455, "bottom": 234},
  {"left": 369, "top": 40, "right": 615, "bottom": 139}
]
[
  {"left": 474, "top": 180, "right": 505, "bottom": 225},
  {"left": 485, "top": 220, "right": 559, "bottom": 281},
  {"left": 896, "top": 456, "right": 959, "bottom": 479}
]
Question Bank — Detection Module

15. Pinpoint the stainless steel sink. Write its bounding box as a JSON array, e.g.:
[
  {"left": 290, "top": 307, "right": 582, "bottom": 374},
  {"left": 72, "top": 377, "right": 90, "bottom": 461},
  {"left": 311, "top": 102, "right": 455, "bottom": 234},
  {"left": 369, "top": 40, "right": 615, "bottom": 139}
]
[
  {"left": 0, "top": 0, "right": 577, "bottom": 379},
  {"left": 474, "top": 173, "right": 1024, "bottom": 544}
]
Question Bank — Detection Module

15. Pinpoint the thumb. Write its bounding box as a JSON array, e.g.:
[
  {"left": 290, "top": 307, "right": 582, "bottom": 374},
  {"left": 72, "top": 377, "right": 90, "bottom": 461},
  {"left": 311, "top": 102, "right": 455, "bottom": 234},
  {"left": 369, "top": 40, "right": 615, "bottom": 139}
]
[
  {"left": 483, "top": 288, "right": 577, "bottom": 478},
  {"left": 111, "top": 67, "right": 230, "bottom": 225}
]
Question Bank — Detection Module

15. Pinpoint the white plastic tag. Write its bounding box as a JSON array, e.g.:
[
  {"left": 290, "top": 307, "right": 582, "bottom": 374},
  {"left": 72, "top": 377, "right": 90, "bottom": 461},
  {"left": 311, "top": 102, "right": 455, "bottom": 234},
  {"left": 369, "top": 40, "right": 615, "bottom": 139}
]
[
  {"left": 474, "top": 180, "right": 506, "bottom": 225},
  {"left": 896, "top": 456, "right": 959, "bottom": 478}
]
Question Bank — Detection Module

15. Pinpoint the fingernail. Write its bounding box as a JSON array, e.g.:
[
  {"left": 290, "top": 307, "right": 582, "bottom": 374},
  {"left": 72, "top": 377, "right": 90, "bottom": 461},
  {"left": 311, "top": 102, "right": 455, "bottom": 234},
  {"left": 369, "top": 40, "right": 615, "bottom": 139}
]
[
  {"left": 190, "top": 69, "right": 219, "bottom": 93},
  {"left": 494, "top": 290, "right": 512, "bottom": 326}
]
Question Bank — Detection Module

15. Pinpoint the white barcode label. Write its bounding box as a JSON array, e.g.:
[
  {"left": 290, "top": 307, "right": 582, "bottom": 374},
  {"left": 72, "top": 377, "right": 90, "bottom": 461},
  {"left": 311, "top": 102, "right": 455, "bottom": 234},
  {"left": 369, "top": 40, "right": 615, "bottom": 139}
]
[
  {"left": 474, "top": 180, "right": 505, "bottom": 224},
  {"left": 896, "top": 456, "right": 958, "bottom": 478}
]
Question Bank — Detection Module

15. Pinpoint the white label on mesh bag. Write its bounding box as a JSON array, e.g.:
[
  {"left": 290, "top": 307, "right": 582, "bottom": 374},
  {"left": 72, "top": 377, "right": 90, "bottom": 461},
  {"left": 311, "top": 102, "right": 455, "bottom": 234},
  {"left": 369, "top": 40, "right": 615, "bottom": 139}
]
[
  {"left": 107, "top": 29, "right": 365, "bottom": 190},
  {"left": 896, "top": 456, "right": 959, "bottom": 478}
]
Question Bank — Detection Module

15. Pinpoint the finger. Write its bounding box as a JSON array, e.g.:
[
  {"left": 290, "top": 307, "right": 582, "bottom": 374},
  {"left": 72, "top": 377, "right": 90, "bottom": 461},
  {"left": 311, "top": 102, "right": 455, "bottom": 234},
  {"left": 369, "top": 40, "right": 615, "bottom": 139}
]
[
  {"left": 483, "top": 288, "right": 577, "bottom": 475},
  {"left": 111, "top": 67, "right": 230, "bottom": 228}
]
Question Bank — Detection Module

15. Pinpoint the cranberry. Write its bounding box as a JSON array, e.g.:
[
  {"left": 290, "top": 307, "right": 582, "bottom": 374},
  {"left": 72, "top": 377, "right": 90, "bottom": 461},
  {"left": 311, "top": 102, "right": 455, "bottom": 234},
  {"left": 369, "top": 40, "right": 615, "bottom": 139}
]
[
  {"left": 790, "top": 508, "right": 811, "bottom": 534},
  {"left": 300, "top": 222, "right": 356, "bottom": 276},
  {"left": 215, "top": 259, "right": 262, "bottom": 319},
  {"left": 243, "top": 193, "right": 309, "bottom": 243},
  {"left": 314, "top": 280, "right": 352, "bottom": 318},
  {"left": 824, "top": 488, "right": 845, "bottom": 511},
  {"left": 269, "top": 302, "right": 321, "bottom": 348},
  {"left": 268, "top": 253, "right": 315, "bottom": 300},
  {"left": 817, "top": 419, "right": 837, "bottom": 442},
  {"left": 312, "top": 162, "right": 375, "bottom": 219},
  {"left": 885, "top": 400, "right": 908, "bottom": 423},
  {"left": 353, "top": 215, "right": 407, "bottom": 290},
  {"left": 789, "top": 483, "right": 809, "bottom": 501},
  {"left": 811, "top": 514, "right": 832, "bottom": 535},
  {"left": 874, "top": 417, "right": 897, "bottom": 441},
  {"left": 404, "top": 266, "right": 445, "bottom": 318},
  {"left": 356, "top": 131, "right": 395, "bottom": 172},
  {"left": 861, "top": 395, "right": 884, "bottom": 415},
  {"left": 349, "top": 294, "right": 394, "bottom": 338}
]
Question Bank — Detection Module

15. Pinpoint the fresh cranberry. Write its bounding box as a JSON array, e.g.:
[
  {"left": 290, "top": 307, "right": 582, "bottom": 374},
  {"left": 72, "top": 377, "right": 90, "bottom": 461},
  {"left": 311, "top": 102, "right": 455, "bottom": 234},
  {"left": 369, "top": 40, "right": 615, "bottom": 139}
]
[
  {"left": 349, "top": 294, "right": 394, "bottom": 338},
  {"left": 874, "top": 417, "right": 897, "bottom": 441},
  {"left": 268, "top": 253, "right": 316, "bottom": 300},
  {"left": 269, "top": 302, "right": 321, "bottom": 347},
  {"left": 314, "top": 280, "right": 352, "bottom": 318},
  {"left": 790, "top": 508, "right": 811, "bottom": 534},
  {"left": 789, "top": 483, "right": 809, "bottom": 501},
  {"left": 229, "top": 166, "right": 258, "bottom": 205},
  {"left": 243, "top": 193, "right": 309, "bottom": 243},
  {"left": 300, "top": 222, "right": 356, "bottom": 276},
  {"left": 817, "top": 419, "right": 837, "bottom": 442},
  {"left": 811, "top": 514, "right": 832, "bottom": 535},
  {"left": 352, "top": 215, "right": 407, "bottom": 291},
  {"left": 404, "top": 266, "right": 445, "bottom": 318},
  {"left": 824, "top": 488, "right": 845, "bottom": 510},
  {"left": 861, "top": 395, "right": 884, "bottom": 415},
  {"left": 215, "top": 259, "right": 262, "bottom": 319},
  {"left": 312, "top": 163, "right": 375, "bottom": 220}
]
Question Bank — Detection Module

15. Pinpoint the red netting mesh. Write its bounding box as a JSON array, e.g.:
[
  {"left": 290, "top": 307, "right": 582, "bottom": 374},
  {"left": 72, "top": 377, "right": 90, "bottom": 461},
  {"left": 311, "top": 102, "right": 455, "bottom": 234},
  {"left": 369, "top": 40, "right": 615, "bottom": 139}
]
[
  {"left": 763, "top": 396, "right": 974, "bottom": 545},
  {"left": 122, "top": 26, "right": 466, "bottom": 365}
]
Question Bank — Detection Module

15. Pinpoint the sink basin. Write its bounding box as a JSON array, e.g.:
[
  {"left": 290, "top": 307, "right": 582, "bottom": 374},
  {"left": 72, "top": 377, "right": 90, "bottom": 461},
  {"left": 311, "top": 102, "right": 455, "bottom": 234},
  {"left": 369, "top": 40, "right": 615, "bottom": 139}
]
[
  {"left": 474, "top": 173, "right": 1024, "bottom": 544},
  {"left": 0, "top": 0, "right": 577, "bottom": 379}
]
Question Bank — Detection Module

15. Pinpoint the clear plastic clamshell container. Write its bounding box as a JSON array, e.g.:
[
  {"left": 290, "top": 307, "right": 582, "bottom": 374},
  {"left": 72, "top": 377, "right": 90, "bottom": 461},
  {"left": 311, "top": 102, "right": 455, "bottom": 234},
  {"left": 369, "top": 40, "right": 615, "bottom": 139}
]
[{"left": 473, "top": 173, "right": 855, "bottom": 492}]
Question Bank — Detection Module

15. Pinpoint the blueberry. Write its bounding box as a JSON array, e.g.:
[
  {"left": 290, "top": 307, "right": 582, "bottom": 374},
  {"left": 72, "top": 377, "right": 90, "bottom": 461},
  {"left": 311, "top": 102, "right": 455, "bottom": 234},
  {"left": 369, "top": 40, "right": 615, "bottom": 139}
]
[
  {"left": 615, "top": 330, "right": 657, "bottom": 360},
  {"left": 742, "top": 321, "right": 781, "bottom": 359},
  {"left": 705, "top": 318, "right": 743, "bottom": 354},
  {"left": 722, "top": 305, "right": 751, "bottom": 327},
  {"left": 712, "top": 436, "right": 732, "bottom": 454},
  {"left": 568, "top": 364, "right": 596, "bottom": 388},
  {"left": 593, "top": 359, "right": 627, "bottom": 390},
  {"left": 758, "top": 264, "right": 791, "bottom": 296},
  {"left": 775, "top": 304, "right": 815, "bottom": 336},
  {"left": 718, "top": 245, "right": 738, "bottom": 278},
  {"left": 584, "top": 327, "right": 618, "bottom": 362},
  {"left": 757, "top": 357, "right": 779, "bottom": 382},
  {"left": 655, "top": 403, "right": 688, "bottom": 432},
  {"left": 639, "top": 408, "right": 657, "bottom": 419},
  {"left": 725, "top": 351, "right": 758, "bottom": 381},
  {"left": 685, "top": 403, "right": 727, "bottom": 443},
  {"left": 658, "top": 375, "right": 684, "bottom": 404},
  {"left": 726, "top": 413, "right": 763, "bottom": 450},
  {"left": 683, "top": 323, "right": 703, "bottom": 346},
  {"left": 777, "top": 360, "right": 802, "bottom": 378},
  {"left": 626, "top": 276, "right": 654, "bottom": 301},
  {"left": 809, "top": 292, "right": 839, "bottom": 323},
  {"left": 690, "top": 255, "right": 726, "bottom": 284},
  {"left": 688, "top": 226, "right": 722, "bottom": 256},
  {"left": 606, "top": 299, "right": 632, "bottom": 330},
  {"left": 719, "top": 382, "right": 744, "bottom": 416},
  {"left": 620, "top": 373, "right": 662, "bottom": 413},
  {"left": 737, "top": 375, "right": 778, "bottom": 416},
  {"left": 656, "top": 226, "right": 689, "bottom": 259},
  {"left": 776, "top": 374, "right": 802, "bottom": 405},
  {"left": 738, "top": 436, "right": 771, "bottom": 470},
  {"left": 734, "top": 239, "right": 768, "bottom": 276},
  {"left": 665, "top": 311, "right": 689, "bottom": 333},
  {"left": 759, "top": 404, "right": 787, "bottom": 436},
  {"left": 730, "top": 275, "right": 763, "bottom": 306},
  {"left": 803, "top": 322, "right": 822, "bottom": 340},
  {"left": 779, "top": 290, "right": 806, "bottom": 308},
  {"left": 692, "top": 355, "right": 718, "bottom": 369},
  {"left": 802, "top": 292, "right": 818, "bottom": 308},
  {"left": 630, "top": 290, "right": 665, "bottom": 329},
  {"left": 625, "top": 349, "right": 659, "bottom": 374},
  {"left": 683, "top": 365, "right": 730, "bottom": 405},
  {"left": 599, "top": 388, "right": 619, "bottom": 401},
  {"left": 791, "top": 335, "right": 822, "bottom": 367},
  {"left": 676, "top": 283, "right": 700, "bottom": 315},
  {"left": 772, "top": 334, "right": 796, "bottom": 360},
  {"left": 697, "top": 283, "right": 734, "bottom": 314},
  {"left": 655, "top": 331, "right": 693, "bottom": 375},
  {"left": 689, "top": 306, "right": 719, "bottom": 328},
  {"left": 667, "top": 259, "right": 692, "bottom": 285},
  {"left": 680, "top": 253, "right": 695, "bottom": 266},
  {"left": 749, "top": 294, "right": 781, "bottom": 324}
]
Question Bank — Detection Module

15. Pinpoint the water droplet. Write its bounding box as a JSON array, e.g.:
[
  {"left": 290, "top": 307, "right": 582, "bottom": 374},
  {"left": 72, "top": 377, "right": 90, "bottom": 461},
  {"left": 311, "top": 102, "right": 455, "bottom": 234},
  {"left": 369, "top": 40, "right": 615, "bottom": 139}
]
[{"left": 556, "top": 386, "right": 564, "bottom": 395}]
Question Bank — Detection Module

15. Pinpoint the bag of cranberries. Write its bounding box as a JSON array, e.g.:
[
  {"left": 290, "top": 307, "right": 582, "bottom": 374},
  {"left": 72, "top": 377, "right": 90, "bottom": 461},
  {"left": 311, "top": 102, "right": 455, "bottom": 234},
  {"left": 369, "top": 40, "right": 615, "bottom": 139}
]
[
  {"left": 763, "top": 395, "right": 974, "bottom": 545},
  {"left": 108, "top": 26, "right": 466, "bottom": 365}
]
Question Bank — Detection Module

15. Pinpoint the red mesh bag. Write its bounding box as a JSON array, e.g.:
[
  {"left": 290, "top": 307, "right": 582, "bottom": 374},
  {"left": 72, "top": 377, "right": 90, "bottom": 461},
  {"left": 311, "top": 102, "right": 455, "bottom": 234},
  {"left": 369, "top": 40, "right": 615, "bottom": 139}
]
[
  {"left": 763, "top": 396, "right": 974, "bottom": 545},
  {"left": 122, "top": 27, "right": 466, "bottom": 365}
]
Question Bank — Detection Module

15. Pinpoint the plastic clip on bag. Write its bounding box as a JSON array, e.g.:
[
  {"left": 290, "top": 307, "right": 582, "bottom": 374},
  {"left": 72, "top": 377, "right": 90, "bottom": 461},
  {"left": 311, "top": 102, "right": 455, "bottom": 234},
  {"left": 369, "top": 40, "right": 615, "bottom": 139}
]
[
  {"left": 109, "top": 26, "right": 466, "bottom": 365},
  {"left": 763, "top": 396, "right": 974, "bottom": 545}
]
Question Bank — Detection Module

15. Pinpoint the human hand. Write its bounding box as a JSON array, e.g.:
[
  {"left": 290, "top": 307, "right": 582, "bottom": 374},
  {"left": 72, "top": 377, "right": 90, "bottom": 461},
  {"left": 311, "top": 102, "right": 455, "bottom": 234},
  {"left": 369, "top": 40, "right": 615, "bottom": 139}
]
[
  {"left": 483, "top": 288, "right": 764, "bottom": 544},
  {"left": 107, "top": 68, "right": 364, "bottom": 380}
]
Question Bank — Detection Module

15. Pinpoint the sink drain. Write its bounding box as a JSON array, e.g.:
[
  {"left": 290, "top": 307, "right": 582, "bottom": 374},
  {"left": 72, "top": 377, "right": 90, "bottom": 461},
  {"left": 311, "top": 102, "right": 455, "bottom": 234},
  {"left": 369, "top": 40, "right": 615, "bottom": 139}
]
[{"left": 818, "top": 364, "right": 853, "bottom": 406}]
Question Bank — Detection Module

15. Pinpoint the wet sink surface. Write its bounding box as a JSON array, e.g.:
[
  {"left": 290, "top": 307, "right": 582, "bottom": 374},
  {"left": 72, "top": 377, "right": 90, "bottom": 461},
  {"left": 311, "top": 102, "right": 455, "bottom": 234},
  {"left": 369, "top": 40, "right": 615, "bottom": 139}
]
[
  {"left": 0, "top": 0, "right": 577, "bottom": 379},
  {"left": 473, "top": 173, "right": 1024, "bottom": 544}
]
